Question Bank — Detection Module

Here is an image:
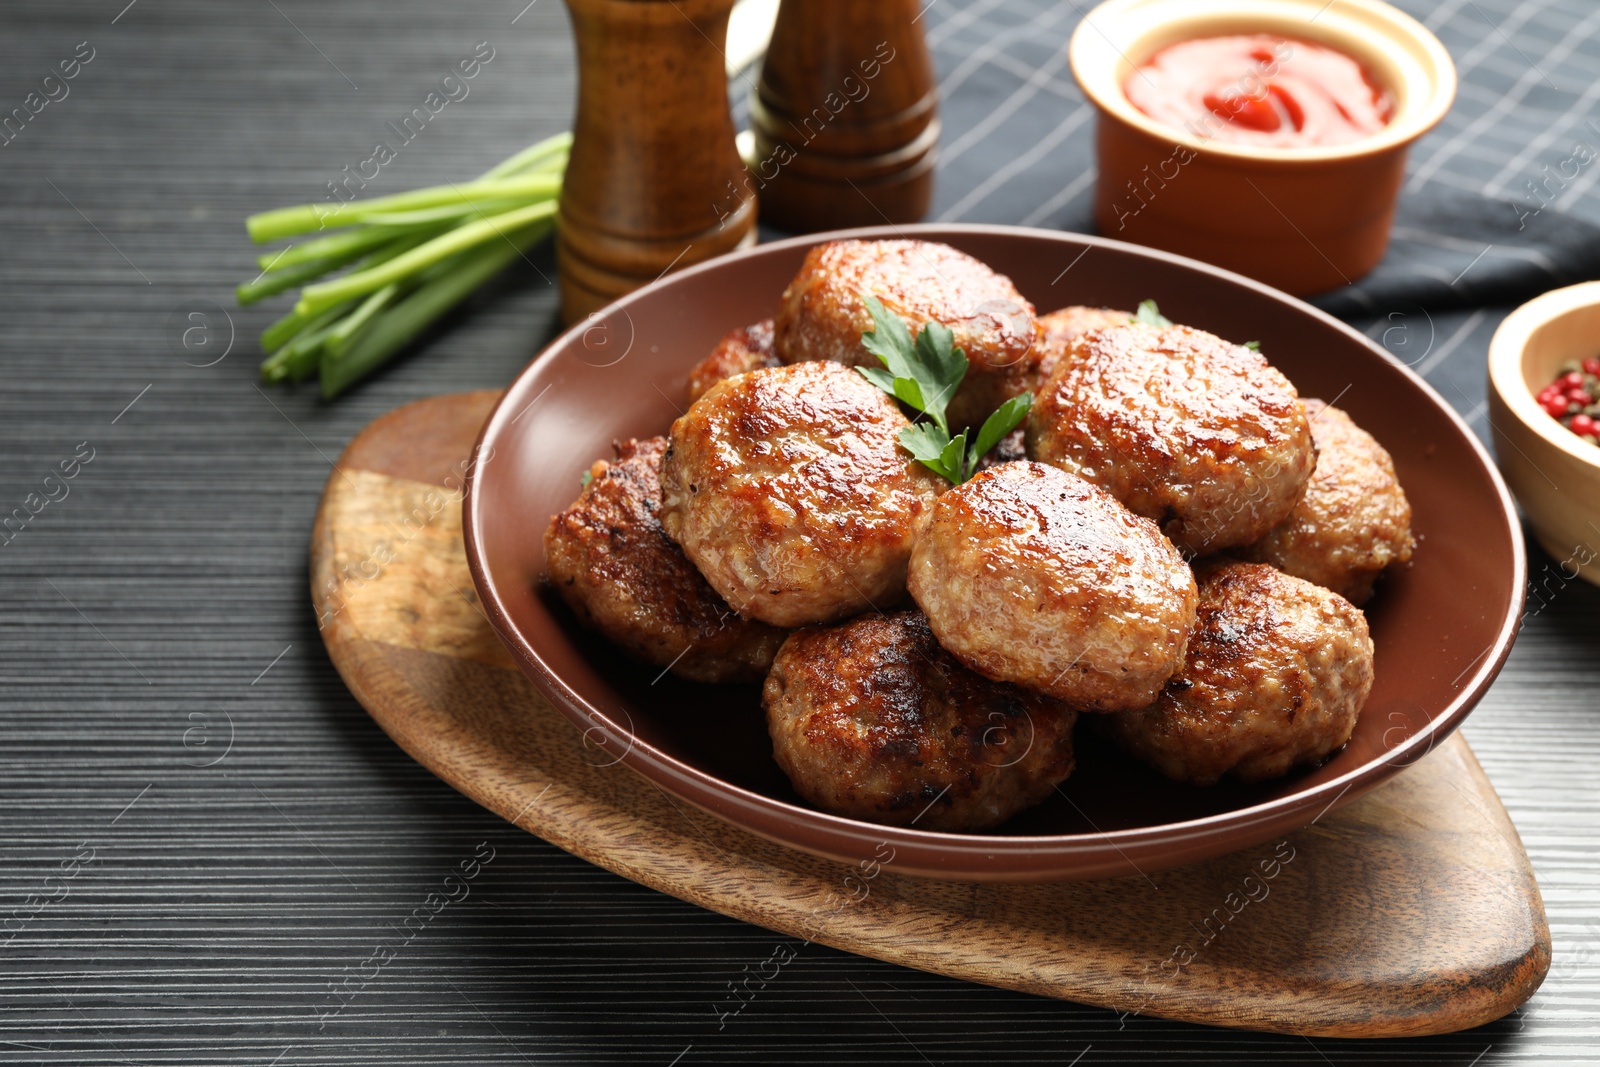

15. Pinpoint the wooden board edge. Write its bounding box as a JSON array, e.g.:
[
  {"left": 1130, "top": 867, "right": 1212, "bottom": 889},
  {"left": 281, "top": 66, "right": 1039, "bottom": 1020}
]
[
  {"left": 306, "top": 392, "right": 1553, "bottom": 1039},
  {"left": 314, "top": 633, "right": 1546, "bottom": 1040}
]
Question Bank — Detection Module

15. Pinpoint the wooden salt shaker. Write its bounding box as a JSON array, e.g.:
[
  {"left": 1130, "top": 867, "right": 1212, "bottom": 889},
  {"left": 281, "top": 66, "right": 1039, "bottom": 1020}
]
[
  {"left": 748, "top": 0, "right": 939, "bottom": 233},
  {"left": 558, "top": 0, "right": 756, "bottom": 324}
]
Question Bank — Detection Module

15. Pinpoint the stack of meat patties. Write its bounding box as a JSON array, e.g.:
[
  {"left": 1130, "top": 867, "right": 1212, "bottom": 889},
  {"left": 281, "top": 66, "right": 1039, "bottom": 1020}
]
[{"left": 544, "top": 240, "right": 1414, "bottom": 832}]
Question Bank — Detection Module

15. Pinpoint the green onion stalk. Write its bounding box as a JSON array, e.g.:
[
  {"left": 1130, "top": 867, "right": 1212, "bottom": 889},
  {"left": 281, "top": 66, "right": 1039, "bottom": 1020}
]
[{"left": 240, "top": 131, "right": 569, "bottom": 399}]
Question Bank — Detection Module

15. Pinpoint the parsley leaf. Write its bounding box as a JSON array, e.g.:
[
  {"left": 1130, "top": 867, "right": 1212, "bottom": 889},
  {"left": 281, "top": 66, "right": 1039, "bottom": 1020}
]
[
  {"left": 1244, "top": 340, "right": 1261, "bottom": 351},
  {"left": 898, "top": 421, "right": 953, "bottom": 467},
  {"left": 857, "top": 299, "right": 1032, "bottom": 484},
  {"left": 965, "top": 393, "right": 1032, "bottom": 481},
  {"left": 1135, "top": 299, "right": 1173, "bottom": 327},
  {"left": 862, "top": 295, "right": 966, "bottom": 435}
]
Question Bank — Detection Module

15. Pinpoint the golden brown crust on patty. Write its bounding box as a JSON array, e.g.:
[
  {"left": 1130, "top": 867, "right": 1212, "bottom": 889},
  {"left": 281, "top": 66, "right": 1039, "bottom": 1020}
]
[
  {"left": 1033, "top": 305, "right": 1136, "bottom": 384},
  {"left": 543, "top": 437, "right": 787, "bottom": 683},
  {"left": 1238, "top": 400, "right": 1415, "bottom": 604},
  {"left": 908, "top": 462, "right": 1198, "bottom": 711},
  {"left": 660, "top": 362, "right": 943, "bottom": 628},
  {"left": 773, "top": 239, "right": 1040, "bottom": 429},
  {"left": 1101, "top": 561, "right": 1374, "bottom": 785},
  {"left": 1026, "top": 323, "right": 1315, "bottom": 555},
  {"left": 685, "top": 320, "right": 780, "bottom": 406},
  {"left": 764, "top": 611, "right": 1079, "bottom": 831}
]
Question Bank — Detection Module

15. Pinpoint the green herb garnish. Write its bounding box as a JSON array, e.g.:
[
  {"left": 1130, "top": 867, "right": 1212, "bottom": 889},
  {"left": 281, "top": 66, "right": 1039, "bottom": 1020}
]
[
  {"left": 1244, "top": 340, "right": 1261, "bottom": 351},
  {"left": 1135, "top": 299, "right": 1172, "bottom": 327},
  {"left": 856, "top": 296, "right": 1032, "bottom": 485},
  {"left": 242, "top": 131, "right": 570, "bottom": 399}
]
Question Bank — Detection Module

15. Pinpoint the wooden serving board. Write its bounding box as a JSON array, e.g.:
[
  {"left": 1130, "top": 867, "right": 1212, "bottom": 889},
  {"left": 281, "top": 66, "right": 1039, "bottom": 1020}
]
[{"left": 311, "top": 390, "right": 1550, "bottom": 1038}]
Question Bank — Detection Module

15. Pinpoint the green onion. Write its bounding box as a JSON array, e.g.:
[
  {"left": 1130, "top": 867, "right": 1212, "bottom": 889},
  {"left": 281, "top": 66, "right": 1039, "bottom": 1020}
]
[
  {"left": 255, "top": 229, "right": 437, "bottom": 353},
  {"left": 323, "top": 283, "right": 400, "bottom": 359},
  {"left": 254, "top": 223, "right": 417, "bottom": 272},
  {"left": 294, "top": 199, "right": 557, "bottom": 316},
  {"left": 260, "top": 300, "right": 358, "bottom": 384},
  {"left": 240, "top": 133, "right": 566, "bottom": 397},
  {"left": 236, "top": 255, "right": 343, "bottom": 306},
  {"left": 480, "top": 131, "right": 572, "bottom": 179},
  {"left": 260, "top": 308, "right": 309, "bottom": 353},
  {"left": 357, "top": 199, "right": 530, "bottom": 228},
  {"left": 320, "top": 221, "right": 550, "bottom": 399},
  {"left": 245, "top": 174, "right": 560, "bottom": 243}
]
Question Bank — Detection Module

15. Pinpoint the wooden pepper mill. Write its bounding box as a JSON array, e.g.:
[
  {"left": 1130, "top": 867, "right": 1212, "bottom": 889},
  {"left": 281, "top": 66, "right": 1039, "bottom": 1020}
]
[
  {"left": 558, "top": 0, "right": 757, "bottom": 324},
  {"left": 748, "top": 0, "right": 939, "bottom": 233}
]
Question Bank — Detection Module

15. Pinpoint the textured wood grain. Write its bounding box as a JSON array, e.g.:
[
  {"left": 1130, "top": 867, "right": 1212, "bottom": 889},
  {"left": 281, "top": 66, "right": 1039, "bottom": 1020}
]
[
  {"left": 749, "top": 0, "right": 939, "bottom": 231},
  {"left": 557, "top": 0, "right": 757, "bottom": 322},
  {"left": 311, "top": 390, "right": 1551, "bottom": 1038}
]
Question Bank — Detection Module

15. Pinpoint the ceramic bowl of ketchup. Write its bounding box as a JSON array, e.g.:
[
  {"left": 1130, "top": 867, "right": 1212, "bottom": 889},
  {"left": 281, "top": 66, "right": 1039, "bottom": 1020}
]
[{"left": 1068, "top": 0, "right": 1455, "bottom": 295}]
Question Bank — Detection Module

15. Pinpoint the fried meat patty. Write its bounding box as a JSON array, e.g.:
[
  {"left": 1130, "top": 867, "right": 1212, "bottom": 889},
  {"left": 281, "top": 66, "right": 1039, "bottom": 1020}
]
[
  {"left": 1102, "top": 561, "right": 1374, "bottom": 785},
  {"left": 660, "top": 362, "right": 943, "bottom": 628},
  {"left": 1033, "top": 305, "right": 1135, "bottom": 383},
  {"left": 684, "top": 320, "right": 780, "bottom": 406},
  {"left": 908, "top": 462, "right": 1198, "bottom": 711},
  {"left": 764, "top": 611, "right": 1079, "bottom": 831},
  {"left": 774, "top": 239, "right": 1039, "bottom": 429},
  {"left": 1239, "top": 400, "right": 1415, "bottom": 604},
  {"left": 543, "top": 437, "right": 786, "bottom": 683},
  {"left": 1027, "top": 323, "right": 1314, "bottom": 554}
]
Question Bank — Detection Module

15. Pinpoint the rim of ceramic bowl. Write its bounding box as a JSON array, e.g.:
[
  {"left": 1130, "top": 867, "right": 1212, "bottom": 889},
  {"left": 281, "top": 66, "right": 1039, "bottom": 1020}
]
[
  {"left": 1488, "top": 280, "right": 1600, "bottom": 470},
  {"left": 1069, "top": 0, "right": 1457, "bottom": 164},
  {"left": 462, "top": 223, "right": 1524, "bottom": 876}
]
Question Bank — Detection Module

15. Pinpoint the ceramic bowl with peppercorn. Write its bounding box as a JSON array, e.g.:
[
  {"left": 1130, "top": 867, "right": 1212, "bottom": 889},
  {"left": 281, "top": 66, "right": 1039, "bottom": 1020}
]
[{"left": 1488, "top": 281, "right": 1600, "bottom": 587}]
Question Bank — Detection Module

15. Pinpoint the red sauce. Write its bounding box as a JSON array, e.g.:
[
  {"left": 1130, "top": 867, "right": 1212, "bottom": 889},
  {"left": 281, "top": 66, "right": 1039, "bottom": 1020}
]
[{"left": 1124, "top": 34, "right": 1394, "bottom": 148}]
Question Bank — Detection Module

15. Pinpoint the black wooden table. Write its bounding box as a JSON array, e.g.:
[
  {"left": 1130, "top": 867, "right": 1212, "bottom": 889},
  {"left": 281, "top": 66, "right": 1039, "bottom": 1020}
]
[{"left": 2, "top": 1, "right": 1597, "bottom": 1063}]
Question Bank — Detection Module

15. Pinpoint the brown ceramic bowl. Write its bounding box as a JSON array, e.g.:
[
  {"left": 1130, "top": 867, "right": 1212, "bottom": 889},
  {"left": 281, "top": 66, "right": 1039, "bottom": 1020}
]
[
  {"left": 463, "top": 223, "right": 1524, "bottom": 882},
  {"left": 1487, "top": 282, "right": 1600, "bottom": 586},
  {"left": 1069, "top": 0, "right": 1456, "bottom": 295}
]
